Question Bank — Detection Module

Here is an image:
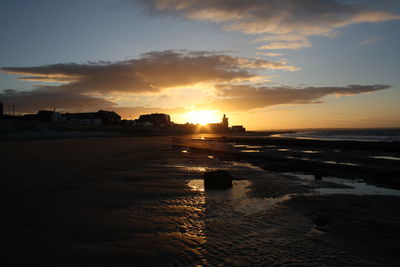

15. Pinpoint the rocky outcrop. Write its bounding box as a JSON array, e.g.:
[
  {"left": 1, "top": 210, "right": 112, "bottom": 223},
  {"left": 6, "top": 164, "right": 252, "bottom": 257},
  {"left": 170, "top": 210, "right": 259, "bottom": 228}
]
[{"left": 204, "top": 170, "right": 233, "bottom": 190}]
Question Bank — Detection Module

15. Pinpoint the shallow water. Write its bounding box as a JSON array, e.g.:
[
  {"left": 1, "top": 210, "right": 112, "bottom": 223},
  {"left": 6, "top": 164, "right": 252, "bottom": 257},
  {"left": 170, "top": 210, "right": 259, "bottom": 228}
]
[
  {"left": 372, "top": 155, "right": 400, "bottom": 161},
  {"left": 233, "top": 144, "right": 263, "bottom": 149},
  {"left": 286, "top": 156, "right": 311, "bottom": 161},
  {"left": 301, "top": 150, "right": 320, "bottom": 153},
  {"left": 187, "top": 179, "right": 291, "bottom": 214},
  {"left": 230, "top": 161, "right": 264, "bottom": 171},
  {"left": 271, "top": 129, "right": 400, "bottom": 142},
  {"left": 285, "top": 172, "right": 400, "bottom": 196},
  {"left": 323, "top": 160, "right": 359, "bottom": 166},
  {"left": 170, "top": 165, "right": 209, "bottom": 172},
  {"left": 318, "top": 177, "right": 400, "bottom": 196}
]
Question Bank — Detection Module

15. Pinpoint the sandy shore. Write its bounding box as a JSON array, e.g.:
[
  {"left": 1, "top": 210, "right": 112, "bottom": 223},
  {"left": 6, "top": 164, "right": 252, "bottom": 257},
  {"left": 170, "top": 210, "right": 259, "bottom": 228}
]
[{"left": 1, "top": 135, "right": 400, "bottom": 266}]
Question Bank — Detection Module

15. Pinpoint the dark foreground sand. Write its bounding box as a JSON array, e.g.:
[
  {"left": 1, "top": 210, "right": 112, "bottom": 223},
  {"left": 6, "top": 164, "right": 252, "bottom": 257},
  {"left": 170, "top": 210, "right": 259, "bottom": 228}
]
[{"left": 1, "top": 136, "right": 400, "bottom": 266}]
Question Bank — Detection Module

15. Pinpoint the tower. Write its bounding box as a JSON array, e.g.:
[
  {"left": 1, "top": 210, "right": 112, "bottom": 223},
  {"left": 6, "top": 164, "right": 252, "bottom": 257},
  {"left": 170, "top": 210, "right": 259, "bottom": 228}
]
[{"left": 222, "top": 114, "right": 229, "bottom": 128}]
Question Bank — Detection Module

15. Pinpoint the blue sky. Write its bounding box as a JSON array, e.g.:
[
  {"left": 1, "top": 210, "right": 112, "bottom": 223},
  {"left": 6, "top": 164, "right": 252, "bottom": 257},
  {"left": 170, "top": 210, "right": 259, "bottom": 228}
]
[{"left": 1, "top": 0, "right": 399, "bottom": 129}]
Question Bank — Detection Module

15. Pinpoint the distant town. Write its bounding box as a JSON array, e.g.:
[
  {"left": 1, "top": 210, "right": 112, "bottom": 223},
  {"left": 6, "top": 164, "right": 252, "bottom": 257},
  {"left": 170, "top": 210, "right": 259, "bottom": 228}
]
[{"left": 0, "top": 102, "right": 246, "bottom": 133}]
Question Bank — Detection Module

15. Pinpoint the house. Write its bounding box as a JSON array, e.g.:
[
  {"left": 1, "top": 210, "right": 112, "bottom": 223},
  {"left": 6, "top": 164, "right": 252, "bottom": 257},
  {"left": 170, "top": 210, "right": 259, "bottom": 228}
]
[
  {"left": 64, "top": 112, "right": 102, "bottom": 125},
  {"left": 136, "top": 113, "right": 171, "bottom": 127},
  {"left": 96, "top": 110, "right": 121, "bottom": 124},
  {"left": 34, "top": 110, "right": 66, "bottom": 123},
  {"left": 37, "top": 110, "right": 54, "bottom": 122},
  {"left": 231, "top": 125, "right": 246, "bottom": 132},
  {"left": 64, "top": 110, "right": 121, "bottom": 125}
]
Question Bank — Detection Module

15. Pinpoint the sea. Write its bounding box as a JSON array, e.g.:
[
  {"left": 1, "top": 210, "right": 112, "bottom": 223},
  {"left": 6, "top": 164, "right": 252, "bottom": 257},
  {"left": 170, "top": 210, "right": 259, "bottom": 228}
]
[{"left": 270, "top": 128, "right": 400, "bottom": 142}]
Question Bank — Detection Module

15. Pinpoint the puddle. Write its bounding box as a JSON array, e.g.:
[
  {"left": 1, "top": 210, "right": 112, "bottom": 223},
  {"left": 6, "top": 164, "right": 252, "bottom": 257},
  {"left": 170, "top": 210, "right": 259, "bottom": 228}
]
[
  {"left": 241, "top": 149, "right": 262, "bottom": 153},
  {"left": 230, "top": 161, "right": 264, "bottom": 171},
  {"left": 301, "top": 150, "right": 320, "bottom": 154},
  {"left": 187, "top": 179, "right": 291, "bottom": 214},
  {"left": 171, "top": 165, "right": 209, "bottom": 172},
  {"left": 233, "top": 144, "right": 263, "bottom": 149},
  {"left": 187, "top": 179, "right": 249, "bottom": 196},
  {"left": 286, "top": 156, "right": 311, "bottom": 161},
  {"left": 371, "top": 156, "right": 400, "bottom": 161},
  {"left": 323, "top": 161, "right": 359, "bottom": 166},
  {"left": 286, "top": 172, "right": 400, "bottom": 196},
  {"left": 317, "top": 177, "right": 400, "bottom": 196},
  {"left": 284, "top": 172, "right": 315, "bottom": 181}
]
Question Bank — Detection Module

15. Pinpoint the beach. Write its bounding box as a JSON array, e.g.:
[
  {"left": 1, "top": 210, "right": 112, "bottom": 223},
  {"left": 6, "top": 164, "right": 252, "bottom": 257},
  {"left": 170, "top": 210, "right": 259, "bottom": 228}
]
[{"left": 1, "top": 134, "right": 400, "bottom": 266}]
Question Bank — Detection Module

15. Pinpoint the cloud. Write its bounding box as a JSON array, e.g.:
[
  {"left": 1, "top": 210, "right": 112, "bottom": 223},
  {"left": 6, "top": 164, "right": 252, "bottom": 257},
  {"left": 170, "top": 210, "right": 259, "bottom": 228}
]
[
  {"left": 0, "top": 50, "right": 297, "bottom": 95},
  {"left": 256, "top": 52, "right": 284, "bottom": 57},
  {"left": 0, "top": 89, "right": 115, "bottom": 113},
  {"left": 1, "top": 83, "right": 391, "bottom": 119},
  {"left": 359, "top": 38, "right": 381, "bottom": 46},
  {"left": 255, "top": 34, "right": 312, "bottom": 50},
  {"left": 135, "top": 0, "right": 400, "bottom": 50},
  {"left": 198, "top": 84, "right": 391, "bottom": 111}
]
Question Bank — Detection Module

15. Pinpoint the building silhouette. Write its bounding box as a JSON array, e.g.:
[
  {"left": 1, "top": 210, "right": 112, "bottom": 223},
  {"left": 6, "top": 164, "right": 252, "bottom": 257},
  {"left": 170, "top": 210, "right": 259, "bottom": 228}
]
[
  {"left": 222, "top": 114, "right": 229, "bottom": 128},
  {"left": 136, "top": 113, "right": 171, "bottom": 127}
]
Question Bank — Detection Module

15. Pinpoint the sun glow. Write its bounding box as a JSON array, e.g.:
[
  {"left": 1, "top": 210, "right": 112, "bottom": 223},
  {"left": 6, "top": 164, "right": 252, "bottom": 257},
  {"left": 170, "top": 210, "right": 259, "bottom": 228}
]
[{"left": 185, "top": 110, "right": 220, "bottom": 125}]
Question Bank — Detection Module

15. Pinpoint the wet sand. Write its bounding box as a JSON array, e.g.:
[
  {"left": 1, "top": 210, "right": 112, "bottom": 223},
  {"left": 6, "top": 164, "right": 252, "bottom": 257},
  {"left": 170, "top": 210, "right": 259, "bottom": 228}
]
[{"left": 1, "top": 135, "right": 400, "bottom": 266}]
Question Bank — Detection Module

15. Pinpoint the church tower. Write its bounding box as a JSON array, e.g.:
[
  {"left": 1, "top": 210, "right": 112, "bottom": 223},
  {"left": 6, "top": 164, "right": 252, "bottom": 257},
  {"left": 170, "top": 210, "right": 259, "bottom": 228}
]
[{"left": 222, "top": 114, "right": 229, "bottom": 128}]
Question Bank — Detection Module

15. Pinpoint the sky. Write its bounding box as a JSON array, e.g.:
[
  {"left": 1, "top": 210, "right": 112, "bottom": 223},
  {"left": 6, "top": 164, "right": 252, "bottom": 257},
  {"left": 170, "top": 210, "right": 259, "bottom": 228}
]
[{"left": 0, "top": 0, "right": 399, "bottom": 130}]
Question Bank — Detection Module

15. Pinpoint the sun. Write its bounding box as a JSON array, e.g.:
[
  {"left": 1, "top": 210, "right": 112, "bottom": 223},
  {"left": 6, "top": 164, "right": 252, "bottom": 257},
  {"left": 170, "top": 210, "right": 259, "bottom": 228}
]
[{"left": 185, "top": 110, "right": 220, "bottom": 125}]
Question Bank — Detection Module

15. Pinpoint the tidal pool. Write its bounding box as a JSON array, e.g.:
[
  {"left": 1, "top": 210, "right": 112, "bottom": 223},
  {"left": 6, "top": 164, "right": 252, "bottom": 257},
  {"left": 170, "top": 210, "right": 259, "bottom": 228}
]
[
  {"left": 285, "top": 172, "right": 400, "bottom": 196},
  {"left": 187, "top": 179, "right": 291, "bottom": 214},
  {"left": 233, "top": 144, "right": 263, "bottom": 149},
  {"left": 371, "top": 155, "right": 400, "bottom": 161}
]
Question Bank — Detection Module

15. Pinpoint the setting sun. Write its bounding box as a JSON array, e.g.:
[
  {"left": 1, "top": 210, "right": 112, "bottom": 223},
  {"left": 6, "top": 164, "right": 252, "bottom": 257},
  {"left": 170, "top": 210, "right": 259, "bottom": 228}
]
[{"left": 185, "top": 110, "right": 220, "bottom": 125}]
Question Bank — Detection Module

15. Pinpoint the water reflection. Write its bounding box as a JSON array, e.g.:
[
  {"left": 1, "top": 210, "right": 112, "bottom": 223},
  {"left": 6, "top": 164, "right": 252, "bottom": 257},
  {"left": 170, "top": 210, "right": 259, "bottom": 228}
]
[
  {"left": 185, "top": 179, "right": 292, "bottom": 265},
  {"left": 285, "top": 172, "right": 400, "bottom": 196},
  {"left": 187, "top": 179, "right": 290, "bottom": 214},
  {"left": 301, "top": 150, "right": 320, "bottom": 154},
  {"left": 317, "top": 177, "right": 400, "bottom": 196},
  {"left": 371, "top": 156, "right": 400, "bottom": 161},
  {"left": 171, "top": 165, "right": 209, "bottom": 172},
  {"left": 233, "top": 144, "right": 263, "bottom": 149},
  {"left": 323, "top": 161, "right": 358, "bottom": 166}
]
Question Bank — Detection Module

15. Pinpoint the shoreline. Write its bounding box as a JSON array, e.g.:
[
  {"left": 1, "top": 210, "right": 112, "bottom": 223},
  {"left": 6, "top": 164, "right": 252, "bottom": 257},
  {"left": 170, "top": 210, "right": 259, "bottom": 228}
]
[
  {"left": 1, "top": 135, "right": 400, "bottom": 266},
  {"left": 176, "top": 134, "right": 400, "bottom": 189}
]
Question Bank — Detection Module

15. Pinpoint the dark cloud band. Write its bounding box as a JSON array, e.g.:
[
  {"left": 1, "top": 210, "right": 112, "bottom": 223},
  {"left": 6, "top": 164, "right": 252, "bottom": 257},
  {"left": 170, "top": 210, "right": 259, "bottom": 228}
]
[
  {"left": 1, "top": 50, "right": 296, "bottom": 95},
  {"left": 199, "top": 84, "right": 391, "bottom": 111}
]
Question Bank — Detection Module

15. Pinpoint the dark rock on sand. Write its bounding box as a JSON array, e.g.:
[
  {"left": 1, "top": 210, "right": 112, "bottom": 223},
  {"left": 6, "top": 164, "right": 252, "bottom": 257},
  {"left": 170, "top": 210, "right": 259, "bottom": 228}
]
[
  {"left": 307, "top": 212, "right": 329, "bottom": 226},
  {"left": 204, "top": 170, "right": 233, "bottom": 190},
  {"left": 314, "top": 174, "right": 323, "bottom": 180}
]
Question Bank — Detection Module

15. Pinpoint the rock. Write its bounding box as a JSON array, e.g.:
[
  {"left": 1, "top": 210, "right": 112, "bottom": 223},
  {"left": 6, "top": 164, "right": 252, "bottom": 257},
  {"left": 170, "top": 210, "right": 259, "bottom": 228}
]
[
  {"left": 204, "top": 170, "right": 233, "bottom": 190},
  {"left": 314, "top": 174, "right": 323, "bottom": 180},
  {"left": 308, "top": 212, "right": 329, "bottom": 226}
]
